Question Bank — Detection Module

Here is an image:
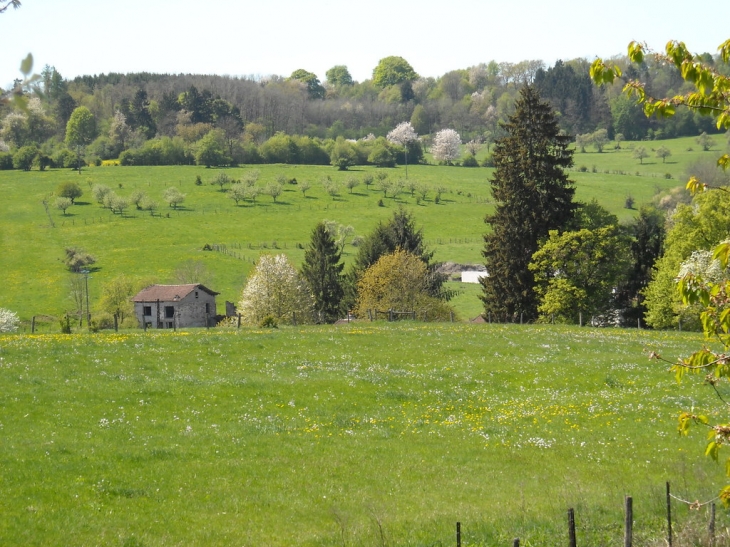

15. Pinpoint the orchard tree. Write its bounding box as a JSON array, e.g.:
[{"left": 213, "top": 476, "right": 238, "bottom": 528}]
[
  {"left": 65, "top": 106, "right": 96, "bottom": 173},
  {"left": 387, "top": 121, "right": 418, "bottom": 177},
  {"left": 592, "top": 128, "right": 609, "bottom": 153},
  {"left": 481, "top": 85, "right": 576, "bottom": 321},
  {"left": 163, "top": 187, "right": 185, "bottom": 209},
  {"left": 63, "top": 247, "right": 95, "bottom": 272},
  {"left": 431, "top": 128, "right": 461, "bottom": 164},
  {"left": 633, "top": 146, "right": 648, "bottom": 164},
  {"left": 697, "top": 131, "right": 716, "bottom": 151},
  {"left": 238, "top": 254, "right": 314, "bottom": 325},
  {"left": 300, "top": 222, "right": 345, "bottom": 322},
  {"left": 372, "top": 56, "right": 418, "bottom": 88},
  {"left": 656, "top": 145, "right": 672, "bottom": 163},
  {"left": 56, "top": 181, "right": 83, "bottom": 203},
  {"left": 228, "top": 183, "right": 247, "bottom": 205},
  {"left": 55, "top": 196, "right": 72, "bottom": 215}
]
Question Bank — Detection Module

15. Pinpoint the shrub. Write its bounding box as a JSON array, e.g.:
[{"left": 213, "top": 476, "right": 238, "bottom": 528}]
[
  {"left": 89, "top": 312, "right": 115, "bottom": 332},
  {"left": 259, "top": 315, "right": 279, "bottom": 329},
  {"left": 59, "top": 315, "right": 72, "bottom": 334},
  {"left": 461, "top": 155, "right": 479, "bottom": 167},
  {"left": 578, "top": 165, "right": 588, "bottom": 172},
  {"left": 624, "top": 195, "right": 635, "bottom": 209},
  {"left": 0, "top": 152, "right": 14, "bottom": 170}
]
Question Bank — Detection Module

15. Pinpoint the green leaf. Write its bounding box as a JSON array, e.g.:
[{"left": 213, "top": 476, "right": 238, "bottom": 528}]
[
  {"left": 718, "top": 154, "right": 730, "bottom": 171},
  {"left": 628, "top": 41, "right": 644, "bottom": 64},
  {"left": 706, "top": 440, "right": 719, "bottom": 461},
  {"left": 714, "top": 242, "right": 730, "bottom": 268},
  {"left": 19, "top": 53, "right": 33, "bottom": 77}
]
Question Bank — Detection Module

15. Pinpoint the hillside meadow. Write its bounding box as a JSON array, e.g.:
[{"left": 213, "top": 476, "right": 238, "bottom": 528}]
[
  {"left": 0, "top": 323, "right": 725, "bottom": 546},
  {"left": 1, "top": 135, "right": 717, "bottom": 323}
]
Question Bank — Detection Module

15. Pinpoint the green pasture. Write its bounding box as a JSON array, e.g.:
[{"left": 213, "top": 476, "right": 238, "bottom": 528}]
[
  {"left": 0, "top": 147, "right": 691, "bottom": 322},
  {"left": 0, "top": 323, "right": 723, "bottom": 546}
]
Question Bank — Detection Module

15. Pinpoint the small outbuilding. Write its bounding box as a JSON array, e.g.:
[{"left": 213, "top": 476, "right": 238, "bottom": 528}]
[{"left": 132, "top": 284, "right": 219, "bottom": 329}]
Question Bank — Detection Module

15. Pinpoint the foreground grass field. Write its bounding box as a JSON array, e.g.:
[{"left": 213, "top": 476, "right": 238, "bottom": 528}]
[{"left": 0, "top": 323, "right": 725, "bottom": 546}]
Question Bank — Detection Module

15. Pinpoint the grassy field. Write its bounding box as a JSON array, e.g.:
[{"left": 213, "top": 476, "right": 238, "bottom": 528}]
[
  {"left": 3, "top": 135, "right": 718, "bottom": 323},
  {"left": 0, "top": 323, "right": 724, "bottom": 546}
]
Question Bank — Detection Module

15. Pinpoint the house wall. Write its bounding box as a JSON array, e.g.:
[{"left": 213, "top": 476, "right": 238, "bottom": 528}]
[
  {"left": 134, "top": 290, "right": 217, "bottom": 328},
  {"left": 461, "top": 271, "right": 488, "bottom": 284}
]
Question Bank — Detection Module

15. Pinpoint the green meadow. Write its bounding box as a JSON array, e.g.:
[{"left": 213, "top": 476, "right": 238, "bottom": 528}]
[
  {"left": 1, "top": 135, "right": 716, "bottom": 323},
  {"left": 0, "top": 324, "right": 724, "bottom": 546}
]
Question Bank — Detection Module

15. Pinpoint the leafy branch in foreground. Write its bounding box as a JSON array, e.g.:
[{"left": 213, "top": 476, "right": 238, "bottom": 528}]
[
  {"left": 591, "top": 39, "right": 730, "bottom": 179},
  {"left": 597, "top": 38, "right": 730, "bottom": 504}
]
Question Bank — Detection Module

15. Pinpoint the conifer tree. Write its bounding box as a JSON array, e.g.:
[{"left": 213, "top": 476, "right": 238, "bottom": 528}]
[
  {"left": 481, "top": 85, "right": 576, "bottom": 321},
  {"left": 301, "top": 222, "right": 345, "bottom": 323}
]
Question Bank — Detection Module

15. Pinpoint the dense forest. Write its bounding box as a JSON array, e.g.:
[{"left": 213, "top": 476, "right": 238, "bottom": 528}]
[{"left": 1, "top": 53, "right": 729, "bottom": 170}]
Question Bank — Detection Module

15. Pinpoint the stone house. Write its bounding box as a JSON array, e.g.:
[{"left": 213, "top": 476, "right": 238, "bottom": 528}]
[{"left": 131, "top": 284, "right": 219, "bottom": 329}]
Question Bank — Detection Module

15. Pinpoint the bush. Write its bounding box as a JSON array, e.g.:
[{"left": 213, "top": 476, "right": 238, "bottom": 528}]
[
  {"left": 624, "top": 195, "right": 635, "bottom": 209},
  {"left": 59, "top": 315, "right": 72, "bottom": 334},
  {"left": 578, "top": 165, "right": 588, "bottom": 172},
  {"left": 89, "top": 312, "right": 115, "bottom": 332},
  {"left": 461, "top": 155, "right": 479, "bottom": 167},
  {"left": 259, "top": 315, "right": 278, "bottom": 328},
  {"left": 0, "top": 152, "right": 13, "bottom": 170},
  {"left": 480, "top": 155, "right": 495, "bottom": 167}
]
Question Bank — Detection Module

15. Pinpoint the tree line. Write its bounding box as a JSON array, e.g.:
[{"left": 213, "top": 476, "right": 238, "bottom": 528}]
[{"left": 2, "top": 52, "right": 728, "bottom": 171}]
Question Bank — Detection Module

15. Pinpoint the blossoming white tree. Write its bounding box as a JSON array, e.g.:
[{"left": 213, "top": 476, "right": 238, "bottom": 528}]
[
  {"left": 431, "top": 128, "right": 462, "bottom": 164},
  {"left": 238, "top": 254, "right": 315, "bottom": 325},
  {"left": 386, "top": 121, "right": 418, "bottom": 178},
  {"left": 0, "top": 308, "right": 20, "bottom": 332}
]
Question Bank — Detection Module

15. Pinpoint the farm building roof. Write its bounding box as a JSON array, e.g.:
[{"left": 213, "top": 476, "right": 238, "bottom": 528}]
[{"left": 132, "top": 284, "right": 219, "bottom": 302}]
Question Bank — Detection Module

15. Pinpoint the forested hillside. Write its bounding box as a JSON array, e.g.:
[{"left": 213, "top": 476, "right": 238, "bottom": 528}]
[{"left": 2, "top": 53, "right": 728, "bottom": 170}]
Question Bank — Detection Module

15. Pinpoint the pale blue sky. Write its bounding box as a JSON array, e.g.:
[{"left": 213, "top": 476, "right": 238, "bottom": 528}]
[{"left": 2, "top": 0, "right": 729, "bottom": 88}]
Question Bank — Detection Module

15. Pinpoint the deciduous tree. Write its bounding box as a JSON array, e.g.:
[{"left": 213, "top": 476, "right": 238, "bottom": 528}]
[
  {"left": 354, "top": 249, "right": 453, "bottom": 320},
  {"left": 372, "top": 56, "right": 418, "bottom": 88},
  {"left": 65, "top": 106, "right": 96, "bottom": 173},
  {"left": 56, "top": 181, "right": 82, "bottom": 203},
  {"left": 0, "top": 307, "right": 19, "bottom": 332},
  {"left": 431, "top": 128, "right": 461, "bottom": 164},
  {"left": 238, "top": 254, "right": 314, "bottom": 325}
]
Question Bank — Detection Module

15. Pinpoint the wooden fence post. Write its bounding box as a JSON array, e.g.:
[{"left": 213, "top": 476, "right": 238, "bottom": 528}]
[
  {"left": 456, "top": 521, "right": 461, "bottom": 547},
  {"left": 31, "top": 316, "right": 35, "bottom": 334},
  {"left": 520, "top": 312, "right": 523, "bottom": 325},
  {"left": 666, "top": 482, "right": 673, "bottom": 547},
  {"left": 450, "top": 311, "right": 454, "bottom": 323},
  {"left": 568, "top": 508, "right": 577, "bottom": 547},
  {"left": 513, "top": 539, "right": 519, "bottom": 547},
  {"left": 114, "top": 314, "right": 118, "bottom": 332},
  {"left": 624, "top": 496, "right": 633, "bottom": 547},
  {"left": 292, "top": 311, "right": 297, "bottom": 326},
  {"left": 710, "top": 502, "right": 716, "bottom": 547},
  {"left": 237, "top": 313, "right": 241, "bottom": 329},
  {"left": 579, "top": 312, "right": 583, "bottom": 327}
]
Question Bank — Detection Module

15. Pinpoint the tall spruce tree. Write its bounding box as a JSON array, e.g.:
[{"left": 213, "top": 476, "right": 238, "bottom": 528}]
[
  {"left": 301, "top": 222, "right": 345, "bottom": 323},
  {"left": 481, "top": 85, "right": 576, "bottom": 321}
]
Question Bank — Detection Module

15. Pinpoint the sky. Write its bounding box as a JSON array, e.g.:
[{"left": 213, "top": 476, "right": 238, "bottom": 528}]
[{"left": 2, "top": 0, "right": 729, "bottom": 89}]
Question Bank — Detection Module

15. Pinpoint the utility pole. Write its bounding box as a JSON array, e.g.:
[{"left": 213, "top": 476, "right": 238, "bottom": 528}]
[{"left": 81, "top": 269, "right": 91, "bottom": 327}]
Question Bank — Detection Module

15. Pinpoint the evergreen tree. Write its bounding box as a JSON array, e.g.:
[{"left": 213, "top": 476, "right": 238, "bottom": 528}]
[
  {"left": 481, "top": 85, "right": 576, "bottom": 321},
  {"left": 301, "top": 222, "right": 345, "bottom": 323},
  {"left": 343, "top": 208, "right": 449, "bottom": 310}
]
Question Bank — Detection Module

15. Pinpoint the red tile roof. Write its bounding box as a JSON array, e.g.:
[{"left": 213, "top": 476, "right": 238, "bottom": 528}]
[{"left": 132, "top": 284, "right": 219, "bottom": 302}]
